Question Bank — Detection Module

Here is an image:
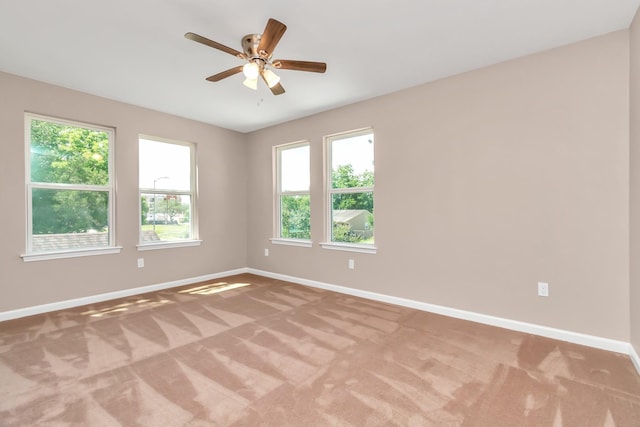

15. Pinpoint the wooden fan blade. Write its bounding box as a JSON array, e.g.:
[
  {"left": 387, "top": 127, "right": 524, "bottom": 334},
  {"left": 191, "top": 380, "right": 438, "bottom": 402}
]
[
  {"left": 206, "top": 66, "right": 244, "bottom": 82},
  {"left": 257, "top": 18, "right": 287, "bottom": 56},
  {"left": 273, "top": 60, "right": 327, "bottom": 73},
  {"left": 185, "top": 32, "right": 245, "bottom": 58}
]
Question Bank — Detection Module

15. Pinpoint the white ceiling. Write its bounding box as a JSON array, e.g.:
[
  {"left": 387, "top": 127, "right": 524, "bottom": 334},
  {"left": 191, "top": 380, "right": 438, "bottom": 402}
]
[{"left": 1, "top": 1, "right": 639, "bottom": 133}]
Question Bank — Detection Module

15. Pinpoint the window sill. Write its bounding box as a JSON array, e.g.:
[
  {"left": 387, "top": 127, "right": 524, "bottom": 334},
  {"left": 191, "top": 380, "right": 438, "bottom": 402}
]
[
  {"left": 320, "top": 242, "right": 377, "bottom": 254},
  {"left": 270, "top": 238, "right": 313, "bottom": 248},
  {"left": 137, "top": 240, "right": 202, "bottom": 251},
  {"left": 21, "top": 246, "right": 123, "bottom": 262}
]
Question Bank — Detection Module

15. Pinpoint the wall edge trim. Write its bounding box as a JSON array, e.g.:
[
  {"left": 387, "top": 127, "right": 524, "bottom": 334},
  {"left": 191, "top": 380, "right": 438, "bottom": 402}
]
[
  {"left": 0, "top": 267, "right": 250, "bottom": 321},
  {"left": 248, "top": 268, "right": 634, "bottom": 356},
  {"left": 630, "top": 343, "right": 640, "bottom": 376},
  {"left": 2, "top": 266, "right": 636, "bottom": 371}
]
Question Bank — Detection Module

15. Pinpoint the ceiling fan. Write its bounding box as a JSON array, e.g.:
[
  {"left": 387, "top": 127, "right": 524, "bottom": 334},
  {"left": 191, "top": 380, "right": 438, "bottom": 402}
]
[{"left": 185, "top": 18, "right": 327, "bottom": 95}]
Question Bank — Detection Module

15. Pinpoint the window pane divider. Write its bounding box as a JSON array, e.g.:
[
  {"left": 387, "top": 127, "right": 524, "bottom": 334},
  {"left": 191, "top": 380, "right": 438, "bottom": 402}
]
[
  {"left": 30, "top": 182, "right": 110, "bottom": 191},
  {"left": 280, "top": 189, "right": 310, "bottom": 196},
  {"left": 139, "top": 188, "right": 190, "bottom": 195},
  {"left": 329, "top": 186, "right": 374, "bottom": 194}
]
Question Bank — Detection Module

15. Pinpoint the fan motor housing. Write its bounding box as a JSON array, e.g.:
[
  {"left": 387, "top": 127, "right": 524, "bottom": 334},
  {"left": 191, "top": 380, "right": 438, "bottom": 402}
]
[{"left": 242, "top": 34, "right": 266, "bottom": 59}]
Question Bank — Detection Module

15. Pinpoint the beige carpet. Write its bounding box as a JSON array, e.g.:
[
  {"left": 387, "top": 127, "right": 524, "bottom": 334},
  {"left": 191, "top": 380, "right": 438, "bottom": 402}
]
[{"left": 1, "top": 273, "right": 639, "bottom": 426}]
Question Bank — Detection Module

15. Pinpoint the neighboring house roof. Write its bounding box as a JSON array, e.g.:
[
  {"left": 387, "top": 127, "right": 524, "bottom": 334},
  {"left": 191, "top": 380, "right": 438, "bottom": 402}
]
[
  {"left": 31, "top": 230, "right": 160, "bottom": 252},
  {"left": 32, "top": 232, "right": 109, "bottom": 252},
  {"left": 333, "top": 210, "right": 370, "bottom": 223}
]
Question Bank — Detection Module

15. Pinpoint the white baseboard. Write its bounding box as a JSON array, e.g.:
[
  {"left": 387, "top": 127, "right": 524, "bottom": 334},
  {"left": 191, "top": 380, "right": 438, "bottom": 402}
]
[
  {"left": 630, "top": 344, "right": 640, "bottom": 376},
  {"left": 0, "top": 268, "right": 249, "bottom": 322},
  {"left": 248, "top": 268, "right": 634, "bottom": 357},
  {"left": 3, "top": 266, "right": 639, "bottom": 377}
]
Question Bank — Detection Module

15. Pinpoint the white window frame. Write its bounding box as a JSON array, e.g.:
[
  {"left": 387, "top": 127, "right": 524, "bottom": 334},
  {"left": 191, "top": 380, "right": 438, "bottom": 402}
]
[
  {"left": 271, "top": 141, "right": 312, "bottom": 247},
  {"left": 22, "top": 113, "right": 120, "bottom": 262},
  {"left": 137, "top": 135, "right": 200, "bottom": 250},
  {"left": 321, "top": 128, "right": 376, "bottom": 254}
]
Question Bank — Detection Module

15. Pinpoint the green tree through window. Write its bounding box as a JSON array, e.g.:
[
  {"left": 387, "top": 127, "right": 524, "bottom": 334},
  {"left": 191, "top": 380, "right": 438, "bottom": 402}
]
[
  {"left": 276, "top": 142, "right": 311, "bottom": 241},
  {"left": 26, "top": 115, "right": 114, "bottom": 254},
  {"left": 327, "top": 130, "right": 375, "bottom": 245},
  {"left": 281, "top": 195, "right": 310, "bottom": 239},
  {"left": 331, "top": 164, "right": 374, "bottom": 213}
]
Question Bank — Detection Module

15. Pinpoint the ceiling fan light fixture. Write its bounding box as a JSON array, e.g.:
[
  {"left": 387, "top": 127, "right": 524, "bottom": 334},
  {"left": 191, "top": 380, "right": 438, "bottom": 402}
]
[
  {"left": 186, "top": 18, "right": 327, "bottom": 96},
  {"left": 243, "top": 77, "right": 258, "bottom": 90},
  {"left": 242, "top": 62, "right": 260, "bottom": 79},
  {"left": 262, "top": 69, "right": 281, "bottom": 88}
]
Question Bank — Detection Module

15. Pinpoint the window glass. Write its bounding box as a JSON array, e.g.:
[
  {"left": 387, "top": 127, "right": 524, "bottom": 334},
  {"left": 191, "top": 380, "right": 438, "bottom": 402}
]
[
  {"left": 331, "top": 134, "right": 374, "bottom": 189},
  {"left": 276, "top": 143, "right": 311, "bottom": 240},
  {"left": 281, "top": 144, "right": 310, "bottom": 192},
  {"left": 26, "top": 115, "right": 114, "bottom": 254},
  {"left": 327, "top": 130, "right": 374, "bottom": 245},
  {"left": 280, "top": 194, "right": 311, "bottom": 239},
  {"left": 139, "top": 140, "right": 191, "bottom": 191},
  {"left": 139, "top": 137, "right": 196, "bottom": 244}
]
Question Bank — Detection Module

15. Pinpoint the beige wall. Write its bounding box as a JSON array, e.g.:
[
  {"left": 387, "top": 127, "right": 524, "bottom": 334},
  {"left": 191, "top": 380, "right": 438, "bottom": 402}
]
[
  {"left": 0, "top": 30, "right": 634, "bottom": 345},
  {"left": 247, "top": 31, "right": 631, "bottom": 341},
  {"left": 0, "top": 71, "right": 248, "bottom": 312},
  {"left": 631, "top": 8, "right": 640, "bottom": 354}
]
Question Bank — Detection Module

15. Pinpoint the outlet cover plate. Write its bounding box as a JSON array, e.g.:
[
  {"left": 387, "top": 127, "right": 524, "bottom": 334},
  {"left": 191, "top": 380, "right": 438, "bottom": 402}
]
[{"left": 538, "top": 282, "right": 549, "bottom": 297}]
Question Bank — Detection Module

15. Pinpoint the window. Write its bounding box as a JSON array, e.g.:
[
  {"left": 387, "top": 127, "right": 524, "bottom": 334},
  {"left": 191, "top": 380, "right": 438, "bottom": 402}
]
[
  {"left": 24, "top": 114, "right": 117, "bottom": 260},
  {"left": 138, "top": 136, "right": 198, "bottom": 248},
  {"left": 324, "top": 129, "right": 375, "bottom": 252},
  {"left": 273, "top": 142, "right": 311, "bottom": 245}
]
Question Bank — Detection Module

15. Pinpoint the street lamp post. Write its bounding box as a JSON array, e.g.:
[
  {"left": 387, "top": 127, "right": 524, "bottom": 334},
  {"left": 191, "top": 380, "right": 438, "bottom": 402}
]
[{"left": 153, "top": 176, "right": 169, "bottom": 233}]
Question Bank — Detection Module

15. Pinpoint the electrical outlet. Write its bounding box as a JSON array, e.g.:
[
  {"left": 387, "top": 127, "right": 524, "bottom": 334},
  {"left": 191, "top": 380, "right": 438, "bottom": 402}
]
[
  {"left": 137, "top": 258, "right": 144, "bottom": 268},
  {"left": 264, "top": 248, "right": 269, "bottom": 257},
  {"left": 348, "top": 259, "right": 355, "bottom": 269},
  {"left": 537, "top": 282, "right": 549, "bottom": 297}
]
